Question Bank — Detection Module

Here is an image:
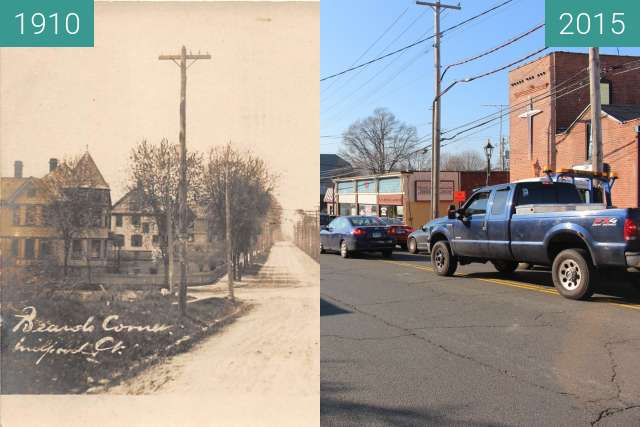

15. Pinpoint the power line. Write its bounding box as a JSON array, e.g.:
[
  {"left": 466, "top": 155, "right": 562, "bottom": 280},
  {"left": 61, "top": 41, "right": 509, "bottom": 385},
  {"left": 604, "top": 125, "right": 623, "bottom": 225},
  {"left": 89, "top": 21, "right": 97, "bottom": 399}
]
[
  {"left": 320, "top": 0, "right": 516, "bottom": 82},
  {"left": 322, "top": 6, "right": 410, "bottom": 95}
]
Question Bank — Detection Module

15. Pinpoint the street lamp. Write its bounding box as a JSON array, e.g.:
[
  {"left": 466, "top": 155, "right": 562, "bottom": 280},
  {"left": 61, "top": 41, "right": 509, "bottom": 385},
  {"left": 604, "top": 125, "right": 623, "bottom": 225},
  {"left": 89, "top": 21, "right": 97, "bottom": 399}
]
[{"left": 484, "top": 140, "right": 494, "bottom": 186}]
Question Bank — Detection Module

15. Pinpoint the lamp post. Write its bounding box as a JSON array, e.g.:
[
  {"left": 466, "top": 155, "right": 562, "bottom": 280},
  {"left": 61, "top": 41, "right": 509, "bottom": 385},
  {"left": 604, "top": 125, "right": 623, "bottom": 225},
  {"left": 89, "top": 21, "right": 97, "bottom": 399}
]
[{"left": 484, "top": 140, "right": 494, "bottom": 186}]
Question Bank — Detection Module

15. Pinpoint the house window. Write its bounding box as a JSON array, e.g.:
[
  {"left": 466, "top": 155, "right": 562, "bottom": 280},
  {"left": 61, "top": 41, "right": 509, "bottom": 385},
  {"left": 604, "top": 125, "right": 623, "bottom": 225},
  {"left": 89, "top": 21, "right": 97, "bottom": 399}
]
[
  {"left": 142, "top": 223, "right": 150, "bottom": 234},
  {"left": 114, "top": 214, "right": 123, "bottom": 227},
  {"left": 25, "top": 239, "right": 35, "bottom": 259},
  {"left": 40, "top": 240, "right": 50, "bottom": 258},
  {"left": 131, "top": 215, "right": 141, "bottom": 226},
  {"left": 152, "top": 235, "right": 159, "bottom": 245},
  {"left": 91, "top": 240, "right": 102, "bottom": 259},
  {"left": 11, "top": 239, "right": 19, "bottom": 257},
  {"left": 25, "top": 206, "right": 38, "bottom": 225},
  {"left": 72, "top": 239, "right": 83, "bottom": 259},
  {"left": 12, "top": 207, "right": 21, "bottom": 225},
  {"left": 131, "top": 234, "right": 143, "bottom": 247},
  {"left": 586, "top": 122, "right": 593, "bottom": 161},
  {"left": 600, "top": 80, "right": 611, "bottom": 105}
]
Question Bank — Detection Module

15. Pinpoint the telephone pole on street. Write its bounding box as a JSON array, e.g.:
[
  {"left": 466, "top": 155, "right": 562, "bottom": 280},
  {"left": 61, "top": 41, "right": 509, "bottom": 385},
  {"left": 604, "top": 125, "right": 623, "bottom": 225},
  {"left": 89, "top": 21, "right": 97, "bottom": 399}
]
[
  {"left": 159, "top": 46, "right": 212, "bottom": 316},
  {"left": 417, "top": 1, "right": 461, "bottom": 220},
  {"left": 589, "top": 47, "right": 603, "bottom": 173}
]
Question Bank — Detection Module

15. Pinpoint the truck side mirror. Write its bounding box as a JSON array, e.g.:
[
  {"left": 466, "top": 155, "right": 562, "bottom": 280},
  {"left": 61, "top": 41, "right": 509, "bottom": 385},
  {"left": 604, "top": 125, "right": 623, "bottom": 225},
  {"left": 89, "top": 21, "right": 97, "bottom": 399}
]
[{"left": 447, "top": 204, "right": 457, "bottom": 220}]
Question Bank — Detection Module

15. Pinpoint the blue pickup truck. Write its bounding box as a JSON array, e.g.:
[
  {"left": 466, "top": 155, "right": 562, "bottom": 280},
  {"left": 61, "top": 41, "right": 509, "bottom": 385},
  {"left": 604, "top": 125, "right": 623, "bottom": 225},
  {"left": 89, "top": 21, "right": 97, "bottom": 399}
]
[{"left": 423, "top": 179, "right": 640, "bottom": 300}]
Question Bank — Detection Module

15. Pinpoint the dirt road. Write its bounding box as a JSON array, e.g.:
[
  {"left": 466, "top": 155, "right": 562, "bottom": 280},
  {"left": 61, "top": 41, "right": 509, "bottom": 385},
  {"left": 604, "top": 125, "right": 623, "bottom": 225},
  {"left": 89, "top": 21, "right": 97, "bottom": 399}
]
[{"left": 110, "top": 241, "right": 319, "bottom": 426}]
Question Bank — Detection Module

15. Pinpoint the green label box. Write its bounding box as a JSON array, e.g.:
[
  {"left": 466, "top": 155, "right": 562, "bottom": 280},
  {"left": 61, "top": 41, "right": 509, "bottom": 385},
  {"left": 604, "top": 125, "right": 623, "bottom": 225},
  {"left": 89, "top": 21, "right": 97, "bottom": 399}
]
[
  {"left": 0, "top": 0, "right": 93, "bottom": 47},
  {"left": 546, "top": 0, "right": 640, "bottom": 47}
]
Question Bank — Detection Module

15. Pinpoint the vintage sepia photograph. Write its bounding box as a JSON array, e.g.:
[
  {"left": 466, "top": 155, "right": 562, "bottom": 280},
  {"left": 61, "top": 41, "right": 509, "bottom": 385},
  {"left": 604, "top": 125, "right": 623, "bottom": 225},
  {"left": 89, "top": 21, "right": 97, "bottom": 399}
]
[{"left": 1, "top": 1, "right": 319, "bottom": 425}]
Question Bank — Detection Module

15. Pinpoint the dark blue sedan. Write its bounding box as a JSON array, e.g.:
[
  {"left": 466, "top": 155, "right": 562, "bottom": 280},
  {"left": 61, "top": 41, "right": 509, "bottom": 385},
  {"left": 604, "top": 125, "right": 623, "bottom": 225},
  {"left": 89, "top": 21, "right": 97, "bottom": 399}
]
[{"left": 320, "top": 216, "right": 396, "bottom": 258}]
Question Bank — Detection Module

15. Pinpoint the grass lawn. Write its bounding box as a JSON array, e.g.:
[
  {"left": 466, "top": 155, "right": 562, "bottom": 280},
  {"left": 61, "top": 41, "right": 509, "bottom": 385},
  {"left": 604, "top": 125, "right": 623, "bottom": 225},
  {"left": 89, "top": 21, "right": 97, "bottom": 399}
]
[{"left": 1, "top": 289, "right": 242, "bottom": 394}]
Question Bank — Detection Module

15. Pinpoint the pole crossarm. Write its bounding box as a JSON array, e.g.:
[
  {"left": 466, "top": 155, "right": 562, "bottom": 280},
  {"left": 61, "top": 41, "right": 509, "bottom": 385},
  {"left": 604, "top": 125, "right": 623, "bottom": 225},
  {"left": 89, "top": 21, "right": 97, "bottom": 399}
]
[
  {"left": 416, "top": 1, "right": 461, "bottom": 10},
  {"left": 159, "top": 54, "right": 212, "bottom": 61}
]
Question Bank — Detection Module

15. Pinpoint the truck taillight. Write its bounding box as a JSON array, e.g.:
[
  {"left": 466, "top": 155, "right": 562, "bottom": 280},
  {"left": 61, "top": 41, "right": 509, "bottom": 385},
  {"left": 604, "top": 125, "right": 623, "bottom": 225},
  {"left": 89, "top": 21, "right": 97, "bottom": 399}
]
[
  {"left": 352, "top": 228, "right": 366, "bottom": 236},
  {"left": 624, "top": 218, "right": 638, "bottom": 241}
]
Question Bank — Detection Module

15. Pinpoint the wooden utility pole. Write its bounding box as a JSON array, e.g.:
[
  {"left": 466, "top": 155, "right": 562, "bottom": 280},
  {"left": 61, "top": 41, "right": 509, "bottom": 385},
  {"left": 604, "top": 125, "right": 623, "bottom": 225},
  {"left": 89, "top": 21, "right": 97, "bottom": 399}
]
[
  {"left": 589, "top": 47, "right": 603, "bottom": 173},
  {"left": 225, "top": 148, "right": 235, "bottom": 301},
  {"left": 159, "top": 46, "right": 211, "bottom": 316},
  {"left": 417, "top": 1, "right": 461, "bottom": 220}
]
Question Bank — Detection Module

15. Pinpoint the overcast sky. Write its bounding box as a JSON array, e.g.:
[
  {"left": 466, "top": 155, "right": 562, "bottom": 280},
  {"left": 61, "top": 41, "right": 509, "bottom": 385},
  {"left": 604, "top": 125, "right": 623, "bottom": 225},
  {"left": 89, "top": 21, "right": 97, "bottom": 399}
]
[{"left": 1, "top": 1, "right": 319, "bottom": 224}]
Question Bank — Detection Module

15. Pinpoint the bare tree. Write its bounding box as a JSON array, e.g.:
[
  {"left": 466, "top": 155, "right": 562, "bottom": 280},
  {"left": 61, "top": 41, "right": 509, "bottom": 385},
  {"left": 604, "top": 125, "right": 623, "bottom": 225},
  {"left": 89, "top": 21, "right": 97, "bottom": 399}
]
[
  {"left": 442, "top": 150, "right": 485, "bottom": 171},
  {"left": 128, "top": 139, "right": 203, "bottom": 288},
  {"left": 339, "top": 108, "right": 421, "bottom": 174},
  {"left": 202, "top": 144, "right": 276, "bottom": 297}
]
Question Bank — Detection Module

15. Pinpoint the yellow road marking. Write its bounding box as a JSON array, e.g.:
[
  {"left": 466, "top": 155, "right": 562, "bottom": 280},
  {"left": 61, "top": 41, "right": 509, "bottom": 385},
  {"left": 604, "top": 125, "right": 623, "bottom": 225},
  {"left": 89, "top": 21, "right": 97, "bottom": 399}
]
[{"left": 381, "top": 259, "right": 640, "bottom": 312}]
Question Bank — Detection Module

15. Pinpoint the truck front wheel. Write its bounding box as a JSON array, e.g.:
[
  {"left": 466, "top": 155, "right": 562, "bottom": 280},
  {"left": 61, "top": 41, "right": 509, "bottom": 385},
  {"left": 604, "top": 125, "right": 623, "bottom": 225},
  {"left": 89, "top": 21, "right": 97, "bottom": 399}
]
[
  {"left": 551, "top": 249, "right": 594, "bottom": 300},
  {"left": 431, "top": 241, "right": 458, "bottom": 276}
]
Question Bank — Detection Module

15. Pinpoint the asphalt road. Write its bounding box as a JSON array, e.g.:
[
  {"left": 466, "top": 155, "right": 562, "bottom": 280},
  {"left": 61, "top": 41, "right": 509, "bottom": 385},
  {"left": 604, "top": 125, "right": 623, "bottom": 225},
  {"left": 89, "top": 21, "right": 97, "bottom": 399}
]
[{"left": 321, "top": 250, "right": 640, "bottom": 426}]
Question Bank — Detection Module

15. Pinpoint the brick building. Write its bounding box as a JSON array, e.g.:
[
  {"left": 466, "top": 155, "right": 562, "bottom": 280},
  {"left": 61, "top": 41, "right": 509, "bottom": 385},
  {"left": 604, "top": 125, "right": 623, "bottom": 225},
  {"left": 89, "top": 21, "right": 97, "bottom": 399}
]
[{"left": 508, "top": 51, "right": 640, "bottom": 207}]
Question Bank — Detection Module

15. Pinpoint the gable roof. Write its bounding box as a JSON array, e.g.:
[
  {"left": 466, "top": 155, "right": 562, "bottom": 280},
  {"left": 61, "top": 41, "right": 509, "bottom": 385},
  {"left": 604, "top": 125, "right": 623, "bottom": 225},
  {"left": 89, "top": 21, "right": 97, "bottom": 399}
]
[
  {"left": 0, "top": 177, "right": 31, "bottom": 202},
  {"left": 73, "top": 152, "right": 110, "bottom": 189},
  {"left": 561, "top": 104, "right": 640, "bottom": 134}
]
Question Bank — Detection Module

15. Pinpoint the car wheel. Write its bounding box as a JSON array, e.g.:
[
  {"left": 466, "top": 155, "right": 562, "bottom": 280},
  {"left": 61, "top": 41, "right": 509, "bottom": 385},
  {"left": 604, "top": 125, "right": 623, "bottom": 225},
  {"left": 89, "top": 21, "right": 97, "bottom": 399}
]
[
  {"left": 399, "top": 243, "right": 408, "bottom": 250},
  {"left": 408, "top": 238, "right": 418, "bottom": 254},
  {"left": 320, "top": 243, "right": 325, "bottom": 254},
  {"left": 552, "top": 249, "right": 594, "bottom": 300},
  {"left": 382, "top": 249, "right": 393, "bottom": 258},
  {"left": 492, "top": 260, "right": 518, "bottom": 274},
  {"left": 340, "top": 240, "right": 350, "bottom": 258},
  {"left": 431, "top": 241, "right": 457, "bottom": 276}
]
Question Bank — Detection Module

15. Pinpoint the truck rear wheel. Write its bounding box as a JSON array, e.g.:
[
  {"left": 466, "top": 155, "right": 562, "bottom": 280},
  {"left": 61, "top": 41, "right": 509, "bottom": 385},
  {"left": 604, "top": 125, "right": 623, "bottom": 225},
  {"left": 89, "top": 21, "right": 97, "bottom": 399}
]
[
  {"left": 551, "top": 249, "right": 594, "bottom": 300},
  {"left": 431, "top": 241, "right": 457, "bottom": 276},
  {"left": 492, "top": 260, "right": 518, "bottom": 274}
]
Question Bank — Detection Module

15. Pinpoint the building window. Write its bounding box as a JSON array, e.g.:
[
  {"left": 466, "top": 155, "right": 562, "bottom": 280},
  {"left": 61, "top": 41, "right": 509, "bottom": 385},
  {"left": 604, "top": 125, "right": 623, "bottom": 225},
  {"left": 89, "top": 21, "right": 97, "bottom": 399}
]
[
  {"left": 12, "top": 207, "right": 21, "bottom": 225},
  {"left": 600, "top": 80, "right": 611, "bottom": 105},
  {"left": 358, "top": 204, "right": 378, "bottom": 216},
  {"left": 357, "top": 179, "right": 376, "bottom": 193},
  {"left": 152, "top": 235, "right": 159, "bottom": 245},
  {"left": 11, "top": 239, "right": 20, "bottom": 257},
  {"left": 114, "top": 214, "right": 123, "bottom": 227},
  {"left": 40, "top": 240, "right": 50, "bottom": 258},
  {"left": 72, "top": 239, "right": 83, "bottom": 259},
  {"left": 131, "top": 234, "right": 143, "bottom": 247},
  {"left": 91, "top": 239, "right": 102, "bottom": 259},
  {"left": 586, "top": 122, "right": 593, "bottom": 161},
  {"left": 131, "top": 215, "right": 141, "bottom": 226},
  {"left": 25, "top": 206, "right": 38, "bottom": 225},
  {"left": 337, "top": 181, "right": 355, "bottom": 193},
  {"left": 378, "top": 177, "right": 401, "bottom": 193},
  {"left": 25, "top": 239, "right": 35, "bottom": 259},
  {"left": 142, "top": 223, "right": 150, "bottom": 234}
]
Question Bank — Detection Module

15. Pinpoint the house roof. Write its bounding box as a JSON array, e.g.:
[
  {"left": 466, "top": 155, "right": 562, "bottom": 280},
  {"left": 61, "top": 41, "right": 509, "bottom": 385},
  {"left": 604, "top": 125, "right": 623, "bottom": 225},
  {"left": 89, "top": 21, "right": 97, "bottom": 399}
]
[
  {"left": 0, "top": 177, "right": 30, "bottom": 202},
  {"left": 562, "top": 104, "right": 640, "bottom": 134},
  {"left": 72, "top": 152, "right": 110, "bottom": 189}
]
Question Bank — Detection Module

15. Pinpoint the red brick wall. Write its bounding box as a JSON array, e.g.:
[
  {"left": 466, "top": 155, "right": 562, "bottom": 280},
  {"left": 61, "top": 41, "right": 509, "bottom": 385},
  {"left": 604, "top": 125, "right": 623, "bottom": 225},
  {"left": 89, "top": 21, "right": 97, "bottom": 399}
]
[
  {"left": 459, "top": 171, "right": 510, "bottom": 192},
  {"left": 556, "top": 115, "right": 639, "bottom": 207},
  {"left": 509, "top": 52, "right": 640, "bottom": 183}
]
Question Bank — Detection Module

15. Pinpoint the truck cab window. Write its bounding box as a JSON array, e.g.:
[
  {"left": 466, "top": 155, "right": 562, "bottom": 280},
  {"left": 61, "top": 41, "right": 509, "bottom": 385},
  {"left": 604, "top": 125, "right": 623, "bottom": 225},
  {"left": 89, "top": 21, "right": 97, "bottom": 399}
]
[
  {"left": 465, "top": 192, "right": 490, "bottom": 216},
  {"left": 491, "top": 188, "right": 510, "bottom": 215}
]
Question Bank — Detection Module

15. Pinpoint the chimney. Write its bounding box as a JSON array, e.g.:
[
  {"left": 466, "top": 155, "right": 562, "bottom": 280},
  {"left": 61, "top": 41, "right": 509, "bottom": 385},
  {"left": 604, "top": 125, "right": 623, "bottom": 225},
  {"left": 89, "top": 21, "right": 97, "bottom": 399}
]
[
  {"left": 49, "top": 158, "right": 58, "bottom": 172},
  {"left": 14, "top": 161, "right": 23, "bottom": 178}
]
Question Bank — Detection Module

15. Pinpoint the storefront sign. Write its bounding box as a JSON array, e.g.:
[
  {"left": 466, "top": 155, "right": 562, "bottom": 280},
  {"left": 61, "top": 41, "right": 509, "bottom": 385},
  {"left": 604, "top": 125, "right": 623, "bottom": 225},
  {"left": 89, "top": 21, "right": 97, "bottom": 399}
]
[
  {"left": 377, "top": 194, "right": 403, "bottom": 206},
  {"left": 415, "top": 180, "right": 454, "bottom": 201}
]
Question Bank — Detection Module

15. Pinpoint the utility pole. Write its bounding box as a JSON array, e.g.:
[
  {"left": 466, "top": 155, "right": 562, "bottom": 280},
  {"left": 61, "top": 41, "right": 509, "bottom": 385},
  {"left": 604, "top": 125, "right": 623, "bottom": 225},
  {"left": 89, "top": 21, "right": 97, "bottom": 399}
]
[
  {"left": 589, "top": 47, "right": 603, "bottom": 173},
  {"left": 417, "top": 1, "right": 461, "bottom": 220},
  {"left": 224, "top": 146, "right": 235, "bottom": 301},
  {"left": 483, "top": 104, "right": 508, "bottom": 170},
  {"left": 159, "top": 46, "right": 211, "bottom": 316}
]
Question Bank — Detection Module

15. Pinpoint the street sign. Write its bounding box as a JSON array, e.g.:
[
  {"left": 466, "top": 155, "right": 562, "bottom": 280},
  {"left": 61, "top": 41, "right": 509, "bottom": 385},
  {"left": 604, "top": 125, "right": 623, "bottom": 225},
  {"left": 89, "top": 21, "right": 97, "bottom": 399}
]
[{"left": 454, "top": 191, "right": 467, "bottom": 203}]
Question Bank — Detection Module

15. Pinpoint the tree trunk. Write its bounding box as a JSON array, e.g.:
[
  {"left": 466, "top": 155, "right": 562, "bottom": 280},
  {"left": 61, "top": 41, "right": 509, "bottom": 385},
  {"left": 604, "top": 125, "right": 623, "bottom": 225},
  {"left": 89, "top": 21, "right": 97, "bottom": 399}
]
[{"left": 63, "top": 241, "right": 70, "bottom": 277}]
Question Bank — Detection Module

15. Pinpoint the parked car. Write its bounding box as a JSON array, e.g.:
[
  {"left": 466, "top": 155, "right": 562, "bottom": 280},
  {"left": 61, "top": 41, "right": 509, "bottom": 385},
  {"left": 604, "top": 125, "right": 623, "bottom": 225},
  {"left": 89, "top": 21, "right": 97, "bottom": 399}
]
[
  {"left": 320, "top": 216, "right": 395, "bottom": 258},
  {"left": 421, "top": 178, "right": 640, "bottom": 300},
  {"left": 380, "top": 217, "right": 414, "bottom": 249},
  {"left": 407, "top": 225, "right": 430, "bottom": 254}
]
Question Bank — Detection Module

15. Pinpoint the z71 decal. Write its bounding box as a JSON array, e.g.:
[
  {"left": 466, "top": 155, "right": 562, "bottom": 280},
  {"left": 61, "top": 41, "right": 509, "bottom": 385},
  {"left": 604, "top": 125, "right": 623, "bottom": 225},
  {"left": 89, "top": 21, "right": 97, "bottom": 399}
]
[{"left": 592, "top": 217, "right": 618, "bottom": 227}]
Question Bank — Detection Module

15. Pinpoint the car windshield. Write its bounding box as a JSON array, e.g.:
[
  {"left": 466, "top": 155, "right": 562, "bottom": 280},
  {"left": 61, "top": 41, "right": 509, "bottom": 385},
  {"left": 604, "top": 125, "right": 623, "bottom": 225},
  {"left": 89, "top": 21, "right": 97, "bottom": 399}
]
[{"left": 349, "top": 216, "right": 384, "bottom": 226}]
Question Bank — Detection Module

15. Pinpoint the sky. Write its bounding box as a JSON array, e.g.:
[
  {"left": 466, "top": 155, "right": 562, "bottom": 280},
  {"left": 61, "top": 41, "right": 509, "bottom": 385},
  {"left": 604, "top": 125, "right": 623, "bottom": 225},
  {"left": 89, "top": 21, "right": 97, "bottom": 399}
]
[
  {"left": 1, "top": 1, "right": 319, "bottom": 230},
  {"left": 320, "top": 0, "right": 640, "bottom": 160}
]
